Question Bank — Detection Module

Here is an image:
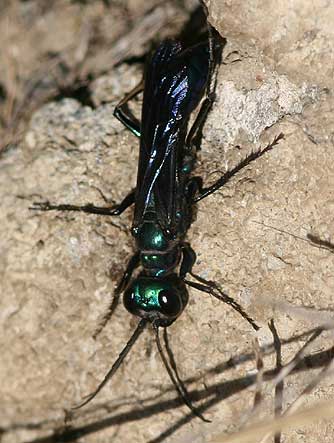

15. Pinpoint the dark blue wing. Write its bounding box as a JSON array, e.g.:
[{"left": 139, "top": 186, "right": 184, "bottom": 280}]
[{"left": 133, "top": 40, "right": 210, "bottom": 236}]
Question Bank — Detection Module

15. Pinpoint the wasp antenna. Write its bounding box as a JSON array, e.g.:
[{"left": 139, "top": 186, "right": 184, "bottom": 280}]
[
  {"left": 154, "top": 325, "right": 211, "bottom": 422},
  {"left": 162, "top": 328, "right": 192, "bottom": 401},
  {"left": 72, "top": 318, "right": 147, "bottom": 410},
  {"left": 252, "top": 221, "right": 334, "bottom": 254}
]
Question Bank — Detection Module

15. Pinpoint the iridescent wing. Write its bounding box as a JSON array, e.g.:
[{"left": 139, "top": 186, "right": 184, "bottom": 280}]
[{"left": 133, "top": 39, "right": 211, "bottom": 236}]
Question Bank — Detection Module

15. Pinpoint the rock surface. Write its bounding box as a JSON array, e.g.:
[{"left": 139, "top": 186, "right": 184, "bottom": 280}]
[{"left": 1, "top": 1, "right": 334, "bottom": 442}]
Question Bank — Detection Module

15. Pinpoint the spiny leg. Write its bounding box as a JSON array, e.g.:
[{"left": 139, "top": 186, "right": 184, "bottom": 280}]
[
  {"left": 185, "top": 27, "right": 222, "bottom": 152},
  {"left": 31, "top": 79, "right": 144, "bottom": 216},
  {"left": 72, "top": 318, "right": 147, "bottom": 410},
  {"left": 32, "top": 78, "right": 143, "bottom": 217},
  {"left": 193, "top": 132, "right": 284, "bottom": 203},
  {"left": 113, "top": 79, "right": 144, "bottom": 137},
  {"left": 180, "top": 243, "right": 258, "bottom": 330},
  {"left": 154, "top": 325, "right": 210, "bottom": 422},
  {"left": 185, "top": 93, "right": 215, "bottom": 151},
  {"left": 93, "top": 252, "right": 140, "bottom": 339},
  {"left": 30, "top": 189, "right": 135, "bottom": 216},
  {"left": 180, "top": 242, "right": 197, "bottom": 278},
  {"left": 185, "top": 273, "right": 259, "bottom": 331}
]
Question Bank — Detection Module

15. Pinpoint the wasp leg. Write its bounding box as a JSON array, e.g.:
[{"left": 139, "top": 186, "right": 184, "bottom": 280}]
[
  {"left": 185, "top": 93, "right": 215, "bottom": 150},
  {"left": 181, "top": 244, "right": 258, "bottom": 330},
  {"left": 193, "top": 133, "right": 284, "bottom": 203},
  {"left": 185, "top": 24, "right": 222, "bottom": 151},
  {"left": 113, "top": 80, "right": 144, "bottom": 137},
  {"left": 93, "top": 252, "right": 140, "bottom": 338},
  {"left": 180, "top": 242, "right": 197, "bottom": 278},
  {"left": 31, "top": 80, "right": 143, "bottom": 217},
  {"left": 30, "top": 189, "right": 135, "bottom": 216}
]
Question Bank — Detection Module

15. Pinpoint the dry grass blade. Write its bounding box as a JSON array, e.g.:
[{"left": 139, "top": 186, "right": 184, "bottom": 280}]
[
  {"left": 223, "top": 324, "right": 325, "bottom": 443},
  {"left": 222, "top": 325, "right": 329, "bottom": 443},
  {"left": 259, "top": 355, "right": 334, "bottom": 443},
  {"left": 267, "top": 320, "right": 283, "bottom": 443},
  {"left": 277, "top": 354, "right": 334, "bottom": 430},
  {"left": 210, "top": 399, "right": 334, "bottom": 443},
  {"left": 267, "top": 328, "right": 322, "bottom": 393}
]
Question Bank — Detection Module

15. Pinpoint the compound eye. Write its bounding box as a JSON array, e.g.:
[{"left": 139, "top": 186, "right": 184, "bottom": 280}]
[
  {"left": 158, "top": 289, "right": 181, "bottom": 317},
  {"left": 123, "top": 288, "right": 137, "bottom": 315}
]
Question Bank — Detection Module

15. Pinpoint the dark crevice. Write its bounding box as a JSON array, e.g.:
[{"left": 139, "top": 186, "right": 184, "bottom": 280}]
[
  {"left": 176, "top": 5, "right": 208, "bottom": 48},
  {"left": 53, "top": 82, "right": 95, "bottom": 108},
  {"left": 116, "top": 54, "right": 147, "bottom": 67},
  {"left": 0, "top": 82, "right": 7, "bottom": 103}
]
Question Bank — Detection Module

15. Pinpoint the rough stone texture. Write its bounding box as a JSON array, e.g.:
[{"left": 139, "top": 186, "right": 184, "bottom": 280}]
[{"left": 1, "top": 1, "right": 334, "bottom": 443}]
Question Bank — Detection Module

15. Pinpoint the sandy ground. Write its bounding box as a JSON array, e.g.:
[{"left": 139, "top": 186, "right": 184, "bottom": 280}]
[{"left": 1, "top": 1, "right": 334, "bottom": 442}]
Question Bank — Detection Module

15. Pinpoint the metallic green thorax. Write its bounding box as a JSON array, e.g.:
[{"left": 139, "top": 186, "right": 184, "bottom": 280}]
[{"left": 133, "top": 212, "right": 181, "bottom": 276}]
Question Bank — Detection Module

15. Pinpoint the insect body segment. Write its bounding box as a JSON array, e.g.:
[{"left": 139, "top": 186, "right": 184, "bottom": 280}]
[
  {"left": 126, "top": 40, "right": 213, "bottom": 329},
  {"left": 133, "top": 40, "right": 212, "bottom": 238},
  {"left": 31, "top": 26, "right": 284, "bottom": 420},
  {"left": 123, "top": 273, "right": 188, "bottom": 327}
]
